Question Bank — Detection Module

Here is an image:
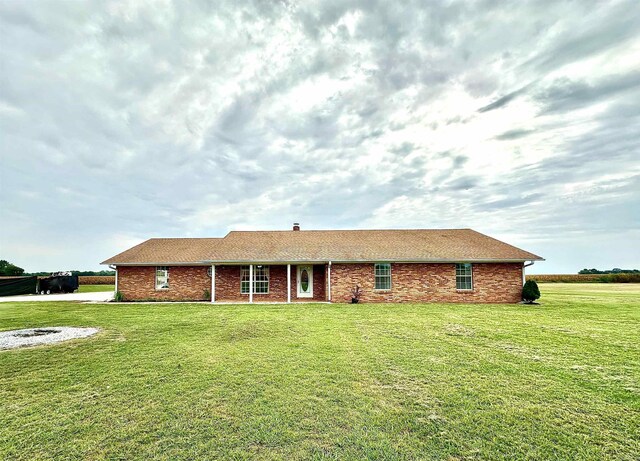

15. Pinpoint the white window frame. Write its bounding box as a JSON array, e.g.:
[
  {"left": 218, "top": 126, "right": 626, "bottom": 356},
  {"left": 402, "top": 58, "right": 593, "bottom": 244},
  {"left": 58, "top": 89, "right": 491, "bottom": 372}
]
[
  {"left": 155, "top": 266, "right": 169, "bottom": 290},
  {"left": 241, "top": 265, "right": 269, "bottom": 294},
  {"left": 456, "top": 263, "right": 473, "bottom": 290},
  {"left": 374, "top": 263, "right": 392, "bottom": 290}
]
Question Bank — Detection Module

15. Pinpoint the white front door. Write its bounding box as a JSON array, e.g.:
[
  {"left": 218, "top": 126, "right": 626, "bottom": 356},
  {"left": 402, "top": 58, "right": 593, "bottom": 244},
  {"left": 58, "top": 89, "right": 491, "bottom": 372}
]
[{"left": 297, "top": 265, "right": 313, "bottom": 298}]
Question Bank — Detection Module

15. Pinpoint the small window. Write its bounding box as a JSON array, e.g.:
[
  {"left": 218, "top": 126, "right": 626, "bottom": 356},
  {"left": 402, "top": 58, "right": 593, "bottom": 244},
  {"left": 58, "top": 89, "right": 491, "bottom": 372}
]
[
  {"left": 456, "top": 263, "right": 473, "bottom": 290},
  {"left": 374, "top": 263, "right": 391, "bottom": 290},
  {"left": 156, "top": 266, "right": 169, "bottom": 289},
  {"left": 240, "top": 265, "right": 269, "bottom": 294}
]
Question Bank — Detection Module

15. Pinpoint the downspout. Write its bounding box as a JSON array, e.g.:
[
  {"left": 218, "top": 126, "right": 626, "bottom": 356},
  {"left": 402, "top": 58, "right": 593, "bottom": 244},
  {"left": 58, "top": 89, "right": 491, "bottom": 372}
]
[
  {"left": 523, "top": 261, "right": 535, "bottom": 285},
  {"left": 287, "top": 264, "right": 291, "bottom": 303},
  {"left": 211, "top": 265, "right": 215, "bottom": 303},
  {"left": 109, "top": 265, "right": 117, "bottom": 293},
  {"left": 328, "top": 261, "right": 332, "bottom": 302},
  {"left": 249, "top": 264, "right": 254, "bottom": 304}
]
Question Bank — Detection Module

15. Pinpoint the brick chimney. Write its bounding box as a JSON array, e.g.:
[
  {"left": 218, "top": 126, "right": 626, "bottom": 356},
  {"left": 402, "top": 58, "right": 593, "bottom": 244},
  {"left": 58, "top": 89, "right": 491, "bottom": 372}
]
[{"left": 293, "top": 222, "right": 300, "bottom": 231}]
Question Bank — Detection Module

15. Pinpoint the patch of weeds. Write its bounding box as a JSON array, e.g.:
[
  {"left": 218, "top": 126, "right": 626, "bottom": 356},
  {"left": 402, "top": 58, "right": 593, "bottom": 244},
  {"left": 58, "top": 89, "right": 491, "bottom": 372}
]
[
  {"left": 444, "top": 323, "right": 475, "bottom": 337},
  {"left": 541, "top": 325, "right": 578, "bottom": 335},
  {"left": 222, "top": 321, "right": 268, "bottom": 342}
]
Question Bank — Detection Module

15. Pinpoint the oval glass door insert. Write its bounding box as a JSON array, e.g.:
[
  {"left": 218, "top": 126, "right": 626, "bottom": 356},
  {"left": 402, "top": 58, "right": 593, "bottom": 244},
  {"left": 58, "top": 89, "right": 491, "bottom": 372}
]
[{"left": 301, "top": 269, "right": 309, "bottom": 292}]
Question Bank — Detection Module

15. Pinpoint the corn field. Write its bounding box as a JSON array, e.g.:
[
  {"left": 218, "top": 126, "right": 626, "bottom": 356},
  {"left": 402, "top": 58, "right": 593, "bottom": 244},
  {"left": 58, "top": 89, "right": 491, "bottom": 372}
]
[
  {"left": 527, "top": 274, "right": 640, "bottom": 283},
  {"left": 78, "top": 276, "right": 115, "bottom": 285}
]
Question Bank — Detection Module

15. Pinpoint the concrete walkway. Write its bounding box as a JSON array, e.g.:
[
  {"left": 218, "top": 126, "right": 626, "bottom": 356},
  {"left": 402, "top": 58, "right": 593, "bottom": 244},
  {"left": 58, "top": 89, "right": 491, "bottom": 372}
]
[{"left": 0, "top": 291, "right": 114, "bottom": 303}]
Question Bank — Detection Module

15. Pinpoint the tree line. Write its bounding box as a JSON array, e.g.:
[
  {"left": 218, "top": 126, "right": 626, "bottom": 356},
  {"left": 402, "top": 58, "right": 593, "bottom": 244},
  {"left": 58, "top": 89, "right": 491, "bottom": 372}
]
[
  {"left": 579, "top": 268, "right": 639, "bottom": 274},
  {"left": 26, "top": 270, "right": 116, "bottom": 276},
  {"left": 0, "top": 260, "right": 114, "bottom": 277}
]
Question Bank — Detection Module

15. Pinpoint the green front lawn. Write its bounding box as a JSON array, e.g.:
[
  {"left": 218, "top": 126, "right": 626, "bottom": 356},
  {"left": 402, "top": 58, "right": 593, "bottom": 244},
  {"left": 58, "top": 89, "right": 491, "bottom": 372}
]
[{"left": 1, "top": 284, "right": 638, "bottom": 460}]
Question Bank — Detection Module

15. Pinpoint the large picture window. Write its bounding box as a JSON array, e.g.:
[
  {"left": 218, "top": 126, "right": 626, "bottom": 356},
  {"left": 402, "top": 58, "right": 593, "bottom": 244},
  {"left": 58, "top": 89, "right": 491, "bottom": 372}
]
[
  {"left": 241, "top": 266, "right": 269, "bottom": 294},
  {"left": 374, "top": 263, "right": 392, "bottom": 290},
  {"left": 156, "top": 266, "right": 169, "bottom": 289},
  {"left": 456, "top": 263, "right": 473, "bottom": 290}
]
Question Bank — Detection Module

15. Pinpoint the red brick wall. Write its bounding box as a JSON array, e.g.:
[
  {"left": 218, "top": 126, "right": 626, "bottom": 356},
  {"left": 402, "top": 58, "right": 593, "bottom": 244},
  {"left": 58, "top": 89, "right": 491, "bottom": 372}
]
[
  {"left": 118, "top": 263, "right": 523, "bottom": 303},
  {"left": 329, "top": 263, "right": 523, "bottom": 303},
  {"left": 117, "top": 266, "right": 210, "bottom": 301}
]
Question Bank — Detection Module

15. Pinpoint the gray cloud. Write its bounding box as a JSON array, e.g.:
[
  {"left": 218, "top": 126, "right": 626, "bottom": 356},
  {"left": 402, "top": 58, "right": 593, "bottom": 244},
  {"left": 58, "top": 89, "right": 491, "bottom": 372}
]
[
  {"left": 495, "top": 129, "right": 536, "bottom": 141},
  {"left": 478, "top": 84, "right": 534, "bottom": 113},
  {"left": 533, "top": 71, "right": 640, "bottom": 114},
  {"left": 520, "top": 1, "right": 640, "bottom": 75}
]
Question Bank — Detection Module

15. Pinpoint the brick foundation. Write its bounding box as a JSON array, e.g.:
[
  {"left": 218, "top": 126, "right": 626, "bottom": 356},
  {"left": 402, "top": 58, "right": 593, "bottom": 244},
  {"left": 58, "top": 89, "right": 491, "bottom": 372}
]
[{"left": 117, "top": 262, "right": 523, "bottom": 303}]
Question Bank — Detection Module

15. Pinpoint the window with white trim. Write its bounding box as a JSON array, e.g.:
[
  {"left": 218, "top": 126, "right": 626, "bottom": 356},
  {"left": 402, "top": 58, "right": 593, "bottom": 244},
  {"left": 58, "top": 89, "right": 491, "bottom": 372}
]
[
  {"left": 456, "top": 263, "right": 473, "bottom": 290},
  {"left": 156, "top": 266, "right": 169, "bottom": 289},
  {"left": 374, "top": 263, "right": 392, "bottom": 290},
  {"left": 240, "top": 265, "right": 269, "bottom": 294}
]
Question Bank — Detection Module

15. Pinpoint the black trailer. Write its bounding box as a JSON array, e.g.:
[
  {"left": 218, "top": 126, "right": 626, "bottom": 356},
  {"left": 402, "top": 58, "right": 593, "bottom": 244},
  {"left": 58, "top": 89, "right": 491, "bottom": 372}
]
[{"left": 38, "top": 275, "right": 79, "bottom": 294}]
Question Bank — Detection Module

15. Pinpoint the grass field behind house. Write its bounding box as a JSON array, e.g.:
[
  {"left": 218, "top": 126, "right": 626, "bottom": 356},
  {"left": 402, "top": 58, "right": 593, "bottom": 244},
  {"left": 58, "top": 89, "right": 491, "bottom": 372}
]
[
  {"left": 77, "top": 284, "right": 115, "bottom": 293},
  {"left": 1, "top": 284, "right": 638, "bottom": 460}
]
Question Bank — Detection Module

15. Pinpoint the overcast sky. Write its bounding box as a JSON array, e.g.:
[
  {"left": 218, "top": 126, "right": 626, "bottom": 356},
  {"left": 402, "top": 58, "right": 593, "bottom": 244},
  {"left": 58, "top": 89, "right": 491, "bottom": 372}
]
[{"left": 1, "top": 0, "right": 639, "bottom": 274}]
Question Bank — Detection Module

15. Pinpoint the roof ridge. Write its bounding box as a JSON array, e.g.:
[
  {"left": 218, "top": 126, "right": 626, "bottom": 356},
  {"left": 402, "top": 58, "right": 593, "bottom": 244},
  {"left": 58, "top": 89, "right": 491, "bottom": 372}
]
[
  {"left": 147, "top": 237, "right": 224, "bottom": 240},
  {"left": 226, "top": 228, "right": 473, "bottom": 233}
]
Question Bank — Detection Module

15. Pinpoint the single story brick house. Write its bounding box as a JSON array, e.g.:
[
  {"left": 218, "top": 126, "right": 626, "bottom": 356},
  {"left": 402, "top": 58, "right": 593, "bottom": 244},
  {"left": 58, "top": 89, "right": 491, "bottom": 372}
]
[{"left": 102, "top": 225, "right": 543, "bottom": 303}]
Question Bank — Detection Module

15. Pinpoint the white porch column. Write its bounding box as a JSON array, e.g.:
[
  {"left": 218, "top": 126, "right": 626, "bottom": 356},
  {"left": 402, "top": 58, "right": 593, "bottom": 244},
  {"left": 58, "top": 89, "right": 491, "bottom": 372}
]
[
  {"left": 249, "top": 264, "right": 254, "bottom": 303},
  {"left": 114, "top": 267, "right": 118, "bottom": 294},
  {"left": 327, "top": 261, "right": 331, "bottom": 302},
  {"left": 211, "top": 264, "right": 215, "bottom": 303},
  {"left": 287, "top": 264, "right": 291, "bottom": 303}
]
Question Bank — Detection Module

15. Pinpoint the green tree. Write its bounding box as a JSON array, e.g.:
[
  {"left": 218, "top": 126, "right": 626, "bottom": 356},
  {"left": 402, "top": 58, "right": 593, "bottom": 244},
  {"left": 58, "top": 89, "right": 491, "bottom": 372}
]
[{"left": 0, "top": 260, "right": 25, "bottom": 276}]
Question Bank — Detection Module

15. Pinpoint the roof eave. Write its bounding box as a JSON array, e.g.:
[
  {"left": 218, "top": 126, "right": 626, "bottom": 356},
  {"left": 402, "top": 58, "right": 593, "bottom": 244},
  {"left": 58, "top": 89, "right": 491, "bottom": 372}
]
[
  {"left": 101, "top": 261, "right": 213, "bottom": 266},
  {"left": 103, "top": 257, "right": 545, "bottom": 265}
]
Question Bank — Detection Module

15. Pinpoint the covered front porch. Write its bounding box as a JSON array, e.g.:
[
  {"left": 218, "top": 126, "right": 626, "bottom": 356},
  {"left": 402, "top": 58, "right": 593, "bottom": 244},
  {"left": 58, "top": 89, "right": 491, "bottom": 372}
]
[{"left": 208, "top": 263, "right": 331, "bottom": 303}]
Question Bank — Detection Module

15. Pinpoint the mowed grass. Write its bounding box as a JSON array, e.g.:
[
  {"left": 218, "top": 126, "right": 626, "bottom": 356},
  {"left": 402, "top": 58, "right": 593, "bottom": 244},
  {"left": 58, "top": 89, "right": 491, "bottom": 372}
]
[
  {"left": 77, "top": 284, "right": 115, "bottom": 293},
  {"left": 0, "top": 284, "right": 638, "bottom": 460}
]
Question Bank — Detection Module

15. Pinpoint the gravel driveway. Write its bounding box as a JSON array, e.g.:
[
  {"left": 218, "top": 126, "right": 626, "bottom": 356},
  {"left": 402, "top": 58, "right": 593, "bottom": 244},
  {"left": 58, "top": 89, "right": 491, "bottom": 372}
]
[
  {"left": 0, "top": 326, "right": 100, "bottom": 349},
  {"left": 0, "top": 291, "right": 114, "bottom": 303}
]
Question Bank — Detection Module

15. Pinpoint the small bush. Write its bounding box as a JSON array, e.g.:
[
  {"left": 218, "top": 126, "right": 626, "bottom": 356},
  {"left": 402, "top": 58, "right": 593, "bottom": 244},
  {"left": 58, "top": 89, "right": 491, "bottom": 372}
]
[
  {"left": 114, "top": 291, "right": 124, "bottom": 302},
  {"left": 522, "top": 280, "right": 540, "bottom": 303},
  {"left": 203, "top": 289, "right": 211, "bottom": 300}
]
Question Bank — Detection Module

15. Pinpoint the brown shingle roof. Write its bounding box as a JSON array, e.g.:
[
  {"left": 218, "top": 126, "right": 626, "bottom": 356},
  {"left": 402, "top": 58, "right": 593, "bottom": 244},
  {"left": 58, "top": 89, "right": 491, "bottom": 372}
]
[
  {"left": 102, "top": 229, "right": 543, "bottom": 265},
  {"left": 101, "top": 238, "right": 223, "bottom": 265}
]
